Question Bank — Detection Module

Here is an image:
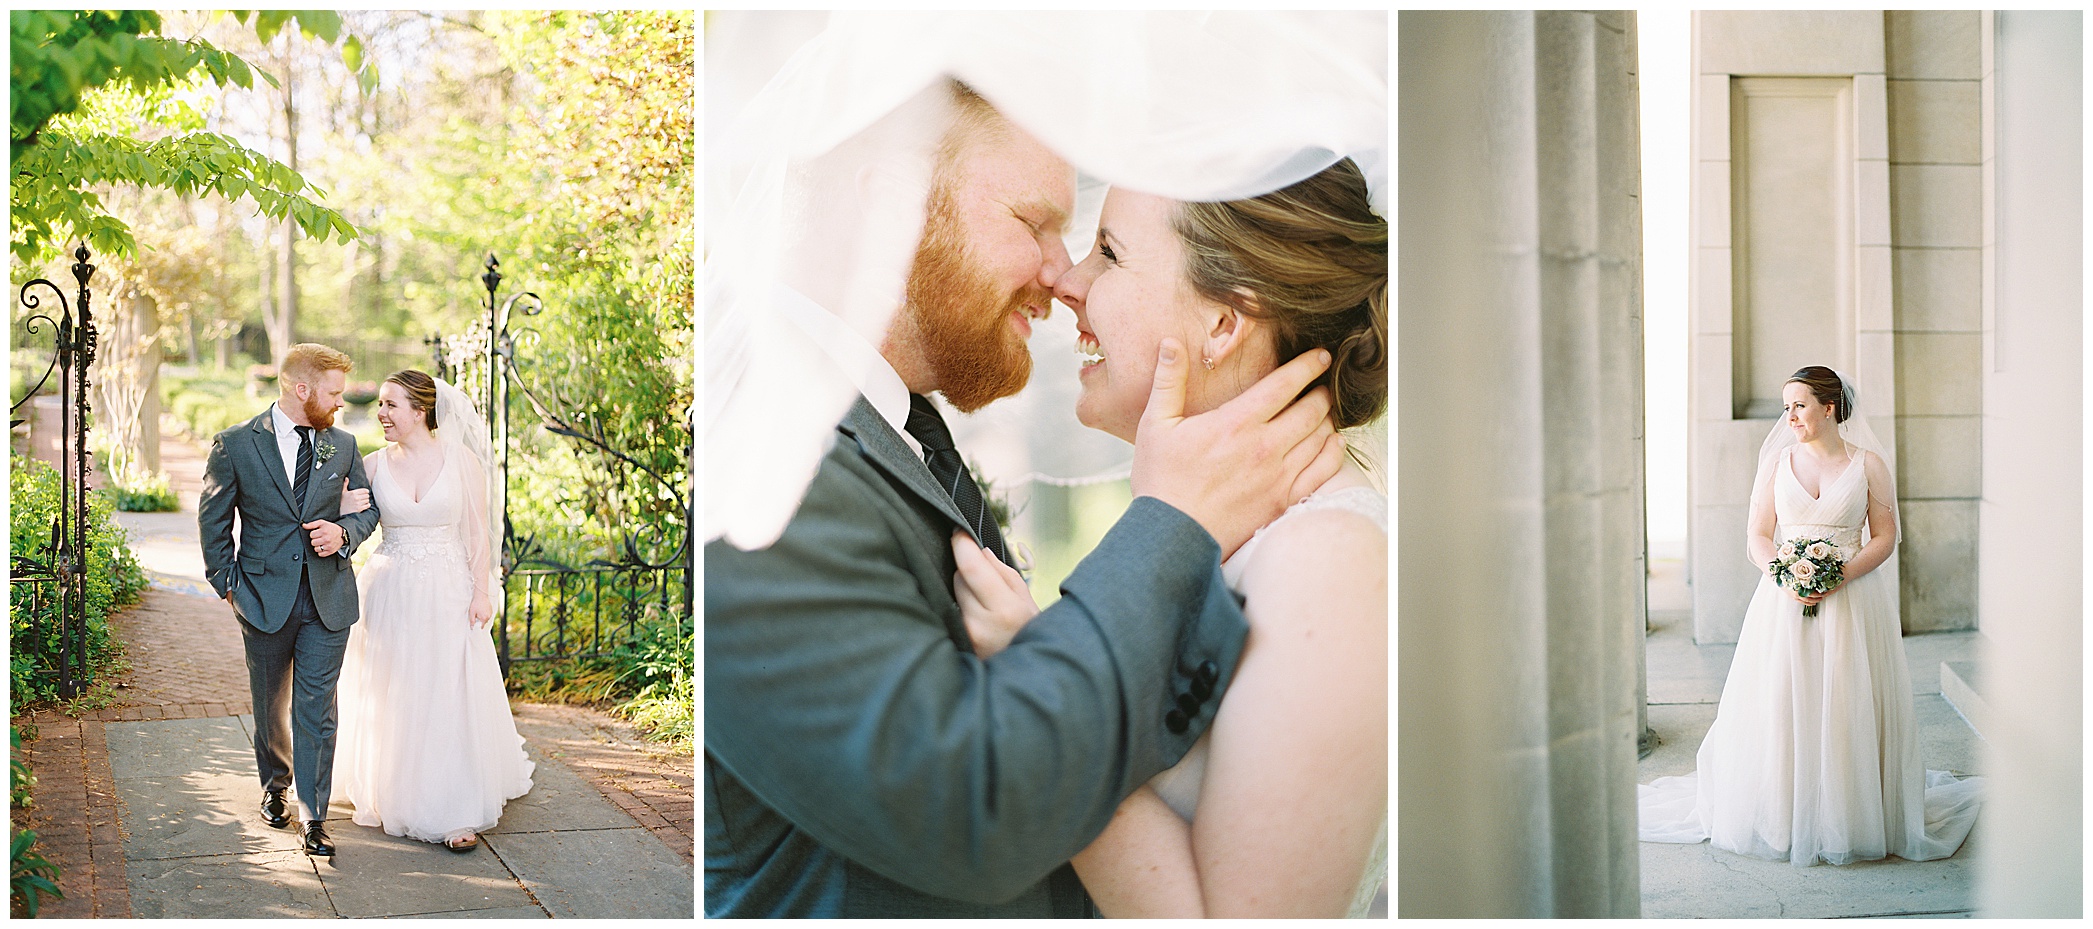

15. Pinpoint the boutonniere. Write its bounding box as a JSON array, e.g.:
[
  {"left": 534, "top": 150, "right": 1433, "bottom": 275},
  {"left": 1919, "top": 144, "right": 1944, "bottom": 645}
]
[{"left": 314, "top": 440, "right": 337, "bottom": 467}]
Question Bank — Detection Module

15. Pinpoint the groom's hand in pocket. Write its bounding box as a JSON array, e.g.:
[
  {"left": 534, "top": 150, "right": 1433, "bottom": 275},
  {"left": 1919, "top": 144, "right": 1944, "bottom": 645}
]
[{"left": 1130, "top": 338, "right": 1344, "bottom": 557}]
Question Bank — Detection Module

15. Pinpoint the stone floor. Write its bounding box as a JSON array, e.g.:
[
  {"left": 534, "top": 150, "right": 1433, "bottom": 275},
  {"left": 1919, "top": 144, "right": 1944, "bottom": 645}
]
[
  {"left": 108, "top": 714, "right": 690, "bottom": 919},
  {"left": 1639, "top": 559, "right": 1986, "bottom": 919}
]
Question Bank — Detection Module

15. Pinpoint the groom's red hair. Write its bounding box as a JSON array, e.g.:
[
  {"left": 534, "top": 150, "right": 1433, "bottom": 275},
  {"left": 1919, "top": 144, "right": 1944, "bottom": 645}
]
[{"left": 281, "top": 343, "right": 353, "bottom": 384}]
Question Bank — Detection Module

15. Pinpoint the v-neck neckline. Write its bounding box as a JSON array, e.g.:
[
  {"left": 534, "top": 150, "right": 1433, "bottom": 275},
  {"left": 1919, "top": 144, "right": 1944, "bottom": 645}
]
[
  {"left": 1786, "top": 449, "right": 1857, "bottom": 503},
  {"left": 383, "top": 444, "right": 449, "bottom": 505}
]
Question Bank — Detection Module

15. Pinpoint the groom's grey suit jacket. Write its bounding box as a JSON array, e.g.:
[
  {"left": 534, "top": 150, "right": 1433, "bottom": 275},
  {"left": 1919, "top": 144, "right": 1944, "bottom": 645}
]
[
  {"left": 705, "top": 396, "right": 1250, "bottom": 918},
  {"left": 198, "top": 409, "right": 380, "bottom": 632}
]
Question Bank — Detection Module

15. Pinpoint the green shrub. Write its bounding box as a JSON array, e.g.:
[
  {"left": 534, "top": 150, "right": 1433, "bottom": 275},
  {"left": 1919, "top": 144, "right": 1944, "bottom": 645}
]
[
  {"left": 610, "top": 613, "right": 692, "bottom": 749},
  {"left": 110, "top": 470, "right": 178, "bottom": 512},
  {"left": 502, "top": 607, "right": 692, "bottom": 751},
  {"left": 8, "top": 457, "right": 147, "bottom": 709},
  {"left": 9, "top": 727, "right": 60, "bottom": 918},
  {"left": 165, "top": 381, "right": 255, "bottom": 440}
]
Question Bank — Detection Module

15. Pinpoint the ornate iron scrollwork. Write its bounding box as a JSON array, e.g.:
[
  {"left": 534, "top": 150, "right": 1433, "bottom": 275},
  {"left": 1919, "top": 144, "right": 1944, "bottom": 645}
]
[
  {"left": 430, "top": 254, "right": 690, "bottom": 674},
  {"left": 9, "top": 245, "right": 99, "bottom": 699}
]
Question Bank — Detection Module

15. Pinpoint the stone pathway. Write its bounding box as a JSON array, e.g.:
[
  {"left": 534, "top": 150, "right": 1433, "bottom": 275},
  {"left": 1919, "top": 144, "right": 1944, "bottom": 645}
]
[
  {"left": 1638, "top": 560, "right": 1985, "bottom": 919},
  {"left": 11, "top": 427, "right": 693, "bottom": 918}
]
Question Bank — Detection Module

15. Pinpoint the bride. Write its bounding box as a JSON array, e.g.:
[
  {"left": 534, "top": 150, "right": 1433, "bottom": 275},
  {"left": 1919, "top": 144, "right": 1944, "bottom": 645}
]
[
  {"left": 334, "top": 370, "right": 534, "bottom": 850},
  {"left": 955, "top": 159, "right": 1387, "bottom": 917},
  {"left": 1638, "top": 366, "right": 1982, "bottom": 865}
]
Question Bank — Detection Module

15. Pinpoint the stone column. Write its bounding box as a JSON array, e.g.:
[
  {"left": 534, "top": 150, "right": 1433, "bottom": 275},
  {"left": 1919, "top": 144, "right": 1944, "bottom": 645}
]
[
  {"left": 1975, "top": 9, "right": 2081, "bottom": 917},
  {"left": 1398, "top": 11, "right": 1646, "bottom": 918}
]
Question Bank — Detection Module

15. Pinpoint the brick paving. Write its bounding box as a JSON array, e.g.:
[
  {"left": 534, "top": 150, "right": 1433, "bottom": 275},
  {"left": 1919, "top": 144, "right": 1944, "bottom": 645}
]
[
  {"left": 12, "top": 429, "right": 694, "bottom": 915},
  {"left": 511, "top": 703, "right": 695, "bottom": 864}
]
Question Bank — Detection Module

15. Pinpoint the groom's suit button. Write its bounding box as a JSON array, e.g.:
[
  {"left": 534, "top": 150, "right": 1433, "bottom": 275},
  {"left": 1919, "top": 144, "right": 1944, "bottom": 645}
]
[
  {"left": 1196, "top": 661, "right": 1218, "bottom": 686},
  {"left": 1176, "top": 692, "right": 1200, "bottom": 716},
  {"left": 1190, "top": 678, "right": 1214, "bottom": 701},
  {"left": 1165, "top": 709, "right": 1189, "bottom": 734}
]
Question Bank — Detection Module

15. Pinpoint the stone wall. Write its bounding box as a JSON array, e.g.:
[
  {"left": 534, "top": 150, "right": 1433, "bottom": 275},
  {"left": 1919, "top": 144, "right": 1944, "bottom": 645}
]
[
  {"left": 1688, "top": 11, "right": 1982, "bottom": 641},
  {"left": 1886, "top": 11, "right": 1984, "bottom": 631}
]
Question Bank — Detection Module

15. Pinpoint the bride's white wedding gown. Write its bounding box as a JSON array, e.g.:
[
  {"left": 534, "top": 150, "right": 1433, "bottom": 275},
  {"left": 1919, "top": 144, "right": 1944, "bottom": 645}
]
[
  {"left": 335, "top": 447, "right": 534, "bottom": 843},
  {"left": 1639, "top": 448, "right": 1982, "bottom": 866},
  {"left": 1146, "top": 484, "right": 1388, "bottom": 917}
]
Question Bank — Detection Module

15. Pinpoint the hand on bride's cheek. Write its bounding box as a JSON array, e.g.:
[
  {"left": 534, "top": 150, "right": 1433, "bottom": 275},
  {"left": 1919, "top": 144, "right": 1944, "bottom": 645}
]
[{"left": 1057, "top": 189, "right": 1207, "bottom": 444}]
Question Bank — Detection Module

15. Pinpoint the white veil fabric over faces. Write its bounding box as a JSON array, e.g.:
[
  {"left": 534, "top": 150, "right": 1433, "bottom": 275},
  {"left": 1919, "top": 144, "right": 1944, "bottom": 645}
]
[
  {"left": 705, "top": 11, "right": 1388, "bottom": 551},
  {"left": 435, "top": 377, "right": 501, "bottom": 600},
  {"left": 1750, "top": 367, "right": 1901, "bottom": 545}
]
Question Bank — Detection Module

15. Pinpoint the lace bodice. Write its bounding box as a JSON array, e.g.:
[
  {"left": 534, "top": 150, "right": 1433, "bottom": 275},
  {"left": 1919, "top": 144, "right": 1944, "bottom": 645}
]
[
  {"left": 1774, "top": 449, "right": 1869, "bottom": 556},
  {"left": 370, "top": 450, "right": 468, "bottom": 572}
]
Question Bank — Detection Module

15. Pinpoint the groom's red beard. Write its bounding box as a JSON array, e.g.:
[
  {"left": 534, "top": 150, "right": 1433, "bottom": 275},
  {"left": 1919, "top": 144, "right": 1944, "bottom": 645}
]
[
  {"left": 302, "top": 392, "right": 337, "bottom": 431},
  {"left": 901, "top": 190, "right": 1041, "bottom": 414}
]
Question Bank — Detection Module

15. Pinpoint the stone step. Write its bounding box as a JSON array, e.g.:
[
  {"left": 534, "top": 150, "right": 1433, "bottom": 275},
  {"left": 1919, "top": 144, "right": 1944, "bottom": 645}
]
[{"left": 1940, "top": 660, "right": 1990, "bottom": 739}]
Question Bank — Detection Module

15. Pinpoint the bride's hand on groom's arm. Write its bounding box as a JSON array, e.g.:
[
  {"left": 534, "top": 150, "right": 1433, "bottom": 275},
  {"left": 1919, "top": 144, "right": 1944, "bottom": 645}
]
[
  {"left": 340, "top": 478, "right": 370, "bottom": 515},
  {"left": 1130, "top": 339, "right": 1345, "bottom": 558},
  {"left": 951, "top": 531, "right": 1035, "bottom": 659}
]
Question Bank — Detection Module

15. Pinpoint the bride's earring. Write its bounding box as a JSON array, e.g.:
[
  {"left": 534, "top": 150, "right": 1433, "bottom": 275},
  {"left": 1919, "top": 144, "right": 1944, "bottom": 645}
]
[{"left": 1202, "top": 356, "right": 1215, "bottom": 371}]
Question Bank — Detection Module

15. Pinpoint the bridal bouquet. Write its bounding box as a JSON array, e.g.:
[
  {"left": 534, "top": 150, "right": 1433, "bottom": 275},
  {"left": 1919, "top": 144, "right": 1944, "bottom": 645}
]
[{"left": 1772, "top": 537, "right": 1845, "bottom": 617}]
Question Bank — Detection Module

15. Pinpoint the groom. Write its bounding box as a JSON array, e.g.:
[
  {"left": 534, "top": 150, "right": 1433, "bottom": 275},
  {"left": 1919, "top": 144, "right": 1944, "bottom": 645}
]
[
  {"left": 198, "top": 342, "right": 380, "bottom": 858},
  {"left": 705, "top": 83, "right": 1343, "bottom": 916}
]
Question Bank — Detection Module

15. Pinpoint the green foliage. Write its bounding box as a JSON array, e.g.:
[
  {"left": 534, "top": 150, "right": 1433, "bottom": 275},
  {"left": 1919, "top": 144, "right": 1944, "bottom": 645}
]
[
  {"left": 110, "top": 470, "right": 177, "bottom": 512},
  {"left": 611, "top": 616, "right": 692, "bottom": 749},
  {"left": 10, "top": 726, "right": 61, "bottom": 917},
  {"left": 10, "top": 10, "right": 261, "bottom": 153},
  {"left": 480, "top": 11, "right": 692, "bottom": 567},
  {"left": 8, "top": 457, "right": 147, "bottom": 709},
  {"left": 10, "top": 727, "right": 34, "bottom": 810},
  {"left": 162, "top": 368, "right": 252, "bottom": 439},
  {"left": 10, "top": 827, "right": 61, "bottom": 918},
  {"left": 10, "top": 10, "right": 364, "bottom": 265},
  {"left": 502, "top": 610, "right": 691, "bottom": 751}
]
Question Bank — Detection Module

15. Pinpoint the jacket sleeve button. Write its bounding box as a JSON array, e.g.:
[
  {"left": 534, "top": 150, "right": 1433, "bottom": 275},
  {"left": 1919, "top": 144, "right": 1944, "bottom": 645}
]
[
  {"left": 1176, "top": 692, "right": 1200, "bottom": 716},
  {"left": 1191, "top": 678, "right": 1214, "bottom": 701},
  {"left": 1197, "top": 660, "right": 1219, "bottom": 686},
  {"left": 1165, "top": 709, "right": 1188, "bottom": 734}
]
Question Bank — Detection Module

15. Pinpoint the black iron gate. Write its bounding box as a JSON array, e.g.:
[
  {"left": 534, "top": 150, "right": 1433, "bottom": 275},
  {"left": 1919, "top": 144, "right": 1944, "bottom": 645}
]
[
  {"left": 9, "top": 246, "right": 99, "bottom": 699},
  {"left": 430, "top": 254, "right": 691, "bottom": 674}
]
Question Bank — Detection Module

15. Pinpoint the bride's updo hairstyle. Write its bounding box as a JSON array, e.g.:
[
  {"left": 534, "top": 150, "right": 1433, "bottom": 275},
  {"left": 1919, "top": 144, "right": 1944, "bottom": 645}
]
[
  {"left": 1172, "top": 158, "right": 1388, "bottom": 429},
  {"left": 1784, "top": 366, "right": 1850, "bottom": 423},
  {"left": 385, "top": 369, "right": 440, "bottom": 431}
]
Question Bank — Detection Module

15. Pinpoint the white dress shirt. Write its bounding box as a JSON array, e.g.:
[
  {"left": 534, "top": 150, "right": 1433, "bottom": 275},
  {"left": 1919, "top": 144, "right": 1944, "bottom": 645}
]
[
  {"left": 269, "top": 402, "right": 310, "bottom": 492},
  {"left": 771, "top": 285, "right": 922, "bottom": 456}
]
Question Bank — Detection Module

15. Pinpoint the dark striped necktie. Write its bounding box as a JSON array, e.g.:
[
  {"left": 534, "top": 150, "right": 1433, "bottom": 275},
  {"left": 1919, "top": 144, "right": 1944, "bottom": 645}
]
[
  {"left": 293, "top": 425, "right": 313, "bottom": 513},
  {"left": 903, "top": 394, "right": 1011, "bottom": 567}
]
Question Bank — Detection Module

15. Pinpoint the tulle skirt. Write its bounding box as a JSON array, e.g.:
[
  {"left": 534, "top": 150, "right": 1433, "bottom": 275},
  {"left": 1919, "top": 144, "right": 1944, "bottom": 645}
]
[
  {"left": 335, "top": 548, "right": 534, "bottom": 844},
  {"left": 1639, "top": 567, "right": 1983, "bottom": 866}
]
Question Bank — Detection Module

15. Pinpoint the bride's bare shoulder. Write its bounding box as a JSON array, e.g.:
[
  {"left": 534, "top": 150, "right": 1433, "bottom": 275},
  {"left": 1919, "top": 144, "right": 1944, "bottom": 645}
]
[
  {"left": 1858, "top": 446, "right": 1890, "bottom": 475},
  {"left": 1235, "top": 502, "right": 1386, "bottom": 619}
]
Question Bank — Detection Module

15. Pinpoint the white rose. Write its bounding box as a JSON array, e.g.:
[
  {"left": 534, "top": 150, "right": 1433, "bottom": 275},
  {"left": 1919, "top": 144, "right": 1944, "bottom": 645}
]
[
  {"left": 1806, "top": 541, "right": 1834, "bottom": 561},
  {"left": 1777, "top": 541, "right": 1797, "bottom": 561},
  {"left": 1792, "top": 560, "right": 1816, "bottom": 581}
]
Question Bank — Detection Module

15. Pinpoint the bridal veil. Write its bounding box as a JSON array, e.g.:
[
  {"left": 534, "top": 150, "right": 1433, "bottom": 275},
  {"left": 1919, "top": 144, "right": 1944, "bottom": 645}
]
[{"left": 705, "top": 12, "right": 1388, "bottom": 550}]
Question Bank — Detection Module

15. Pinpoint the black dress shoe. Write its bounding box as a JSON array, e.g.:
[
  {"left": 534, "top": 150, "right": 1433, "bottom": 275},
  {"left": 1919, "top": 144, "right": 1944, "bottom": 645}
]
[
  {"left": 302, "top": 821, "right": 335, "bottom": 857},
  {"left": 261, "top": 789, "right": 291, "bottom": 829}
]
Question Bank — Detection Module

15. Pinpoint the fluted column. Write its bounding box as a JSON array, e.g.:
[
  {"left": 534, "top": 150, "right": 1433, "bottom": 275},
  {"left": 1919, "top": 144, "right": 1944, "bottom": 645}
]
[{"left": 1398, "top": 11, "right": 1647, "bottom": 918}]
